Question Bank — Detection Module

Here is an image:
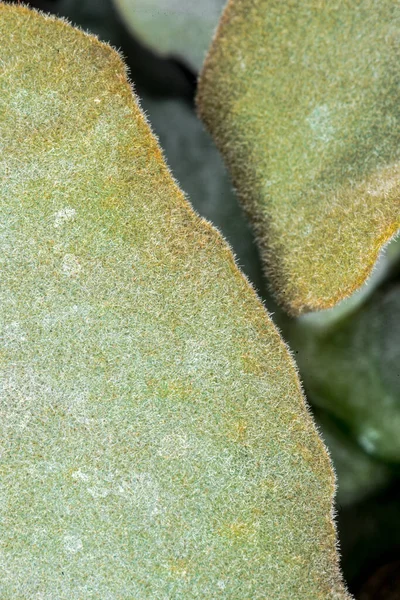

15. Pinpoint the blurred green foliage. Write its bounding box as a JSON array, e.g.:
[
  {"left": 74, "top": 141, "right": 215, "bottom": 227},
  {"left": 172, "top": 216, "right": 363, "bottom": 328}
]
[
  {"left": 113, "top": 0, "right": 226, "bottom": 69},
  {"left": 290, "top": 281, "right": 400, "bottom": 463}
]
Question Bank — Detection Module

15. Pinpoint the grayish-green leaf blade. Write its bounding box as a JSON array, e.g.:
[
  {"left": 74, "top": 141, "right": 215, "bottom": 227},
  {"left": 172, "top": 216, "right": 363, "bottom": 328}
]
[
  {"left": 298, "top": 235, "right": 400, "bottom": 329},
  {"left": 113, "top": 0, "right": 226, "bottom": 69},
  {"left": 291, "top": 284, "right": 400, "bottom": 462},
  {"left": 0, "top": 5, "right": 350, "bottom": 598}
]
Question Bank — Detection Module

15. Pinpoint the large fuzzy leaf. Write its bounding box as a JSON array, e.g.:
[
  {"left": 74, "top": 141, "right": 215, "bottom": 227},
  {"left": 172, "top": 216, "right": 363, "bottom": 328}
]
[
  {"left": 113, "top": 0, "right": 226, "bottom": 69},
  {"left": 0, "top": 5, "right": 351, "bottom": 598},
  {"left": 197, "top": 0, "right": 400, "bottom": 315}
]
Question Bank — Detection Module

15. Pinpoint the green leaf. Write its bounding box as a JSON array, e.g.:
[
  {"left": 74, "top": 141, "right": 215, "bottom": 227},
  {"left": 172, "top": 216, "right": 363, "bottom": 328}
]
[
  {"left": 113, "top": 0, "right": 226, "bottom": 69},
  {"left": 290, "top": 283, "right": 400, "bottom": 462},
  {"left": 290, "top": 234, "right": 400, "bottom": 328},
  {"left": 197, "top": 0, "right": 400, "bottom": 315},
  {"left": 0, "top": 5, "right": 349, "bottom": 598},
  {"left": 315, "top": 412, "right": 392, "bottom": 507}
]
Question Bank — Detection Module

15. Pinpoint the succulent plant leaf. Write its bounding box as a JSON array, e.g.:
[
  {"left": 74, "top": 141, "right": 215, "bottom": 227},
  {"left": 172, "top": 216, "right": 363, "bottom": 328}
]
[
  {"left": 0, "top": 5, "right": 349, "bottom": 598},
  {"left": 197, "top": 0, "right": 400, "bottom": 315},
  {"left": 113, "top": 0, "right": 226, "bottom": 69}
]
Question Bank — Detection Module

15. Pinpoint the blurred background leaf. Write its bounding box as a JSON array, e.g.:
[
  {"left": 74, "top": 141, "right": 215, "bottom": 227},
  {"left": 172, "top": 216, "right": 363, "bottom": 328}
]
[
  {"left": 288, "top": 279, "right": 400, "bottom": 463},
  {"left": 315, "top": 410, "right": 392, "bottom": 508},
  {"left": 113, "top": 0, "right": 226, "bottom": 70}
]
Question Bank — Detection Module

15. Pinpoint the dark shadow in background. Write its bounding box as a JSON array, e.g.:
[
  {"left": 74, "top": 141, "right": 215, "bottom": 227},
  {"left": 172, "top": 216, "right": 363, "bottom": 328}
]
[{"left": 338, "top": 480, "right": 400, "bottom": 598}]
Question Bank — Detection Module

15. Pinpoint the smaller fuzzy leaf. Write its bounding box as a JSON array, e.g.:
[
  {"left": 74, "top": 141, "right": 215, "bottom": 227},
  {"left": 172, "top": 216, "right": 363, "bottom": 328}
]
[
  {"left": 197, "top": 0, "right": 400, "bottom": 315},
  {"left": 292, "top": 235, "right": 400, "bottom": 328},
  {"left": 113, "top": 0, "right": 226, "bottom": 69}
]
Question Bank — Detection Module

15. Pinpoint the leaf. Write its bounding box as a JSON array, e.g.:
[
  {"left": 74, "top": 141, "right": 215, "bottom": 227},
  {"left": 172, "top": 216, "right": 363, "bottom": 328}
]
[
  {"left": 289, "top": 283, "right": 400, "bottom": 462},
  {"left": 197, "top": 0, "right": 400, "bottom": 315},
  {"left": 112, "top": 0, "right": 226, "bottom": 69},
  {"left": 286, "top": 235, "right": 400, "bottom": 329},
  {"left": 315, "top": 412, "right": 392, "bottom": 508},
  {"left": 19, "top": 0, "right": 267, "bottom": 292},
  {"left": 28, "top": 0, "right": 197, "bottom": 103},
  {"left": 0, "top": 5, "right": 350, "bottom": 598}
]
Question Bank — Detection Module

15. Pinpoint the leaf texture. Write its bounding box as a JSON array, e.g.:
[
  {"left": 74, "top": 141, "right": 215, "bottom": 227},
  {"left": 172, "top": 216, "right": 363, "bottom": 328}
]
[
  {"left": 139, "top": 94, "right": 266, "bottom": 293},
  {"left": 197, "top": 0, "right": 400, "bottom": 315},
  {"left": 0, "top": 5, "right": 349, "bottom": 598}
]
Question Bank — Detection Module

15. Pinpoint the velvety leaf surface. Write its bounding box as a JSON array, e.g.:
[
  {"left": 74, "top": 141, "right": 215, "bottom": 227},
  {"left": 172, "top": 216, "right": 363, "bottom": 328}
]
[
  {"left": 197, "top": 0, "right": 400, "bottom": 315},
  {"left": 0, "top": 5, "right": 349, "bottom": 599},
  {"left": 290, "top": 284, "right": 400, "bottom": 462},
  {"left": 294, "top": 236, "right": 400, "bottom": 329},
  {"left": 113, "top": 0, "right": 226, "bottom": 69}
]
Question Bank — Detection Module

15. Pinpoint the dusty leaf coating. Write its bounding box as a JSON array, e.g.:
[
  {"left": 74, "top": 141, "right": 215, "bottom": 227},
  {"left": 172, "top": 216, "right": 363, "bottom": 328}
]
[
  {"left": 0, "top": 5, "right": 349, "bottom": 598},
  {"left": 197, "top": 0, "right": 400, "bottom": 315}
]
